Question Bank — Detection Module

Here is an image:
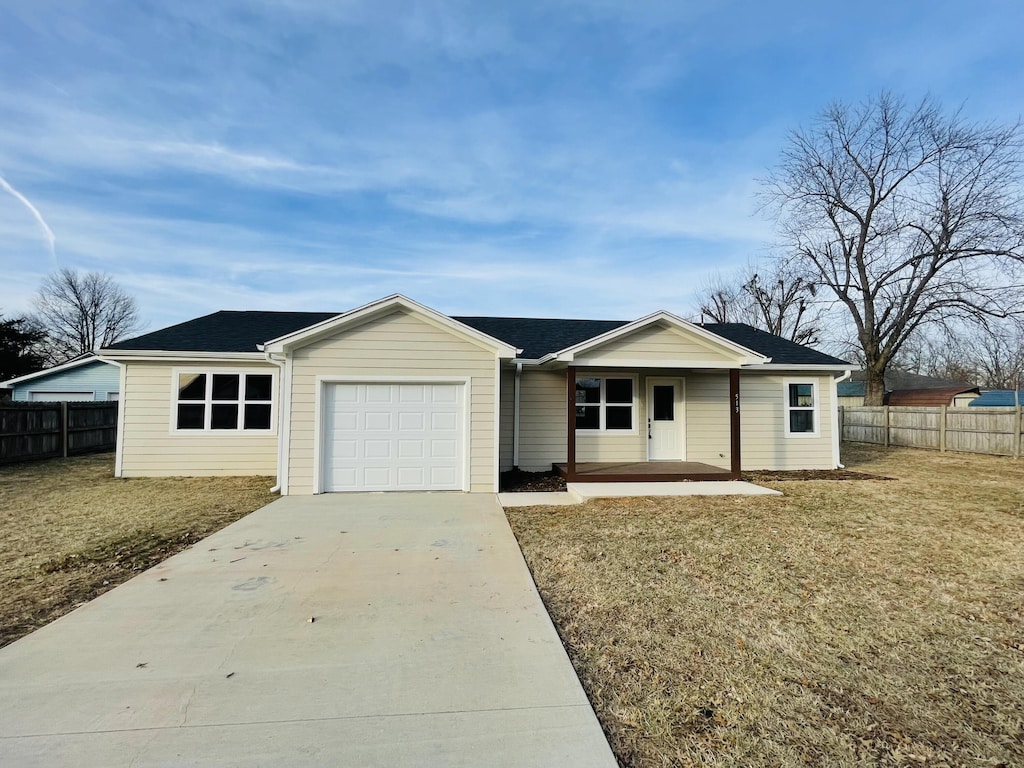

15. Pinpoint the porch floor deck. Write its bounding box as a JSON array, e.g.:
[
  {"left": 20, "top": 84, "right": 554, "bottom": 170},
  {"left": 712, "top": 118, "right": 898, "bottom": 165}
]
[{"left": 554, "top": 461, "right": 736, "bottom": 482}]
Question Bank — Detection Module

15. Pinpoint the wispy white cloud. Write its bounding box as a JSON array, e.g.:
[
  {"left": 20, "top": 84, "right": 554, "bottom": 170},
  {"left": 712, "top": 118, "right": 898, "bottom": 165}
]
[
  {"left": 0, "top": 0, "right": 1020, "bottom": 334},
  {"left": 0, "top": 171, "right": 56, "bottom": 263}
]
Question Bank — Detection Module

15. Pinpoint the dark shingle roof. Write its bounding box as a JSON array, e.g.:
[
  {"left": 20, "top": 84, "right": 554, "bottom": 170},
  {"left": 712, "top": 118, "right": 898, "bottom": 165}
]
[
  {"left": 107, "top": 311, "right": 340, "bottom": 353},
  {"left": 451, "top": 317, "right": 629, "bottom": 359},
  {"left": 701, "top": 323, "right": 849, "bottom": 366},
  {"left": 107, "top": 310, "right": 851, "bottom": 366}
]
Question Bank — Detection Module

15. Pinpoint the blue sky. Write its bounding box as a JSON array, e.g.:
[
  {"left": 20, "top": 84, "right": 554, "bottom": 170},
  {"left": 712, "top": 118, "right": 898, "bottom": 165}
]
[{"left": 1, "top": 1, "right": 1022, "bottom": 331}]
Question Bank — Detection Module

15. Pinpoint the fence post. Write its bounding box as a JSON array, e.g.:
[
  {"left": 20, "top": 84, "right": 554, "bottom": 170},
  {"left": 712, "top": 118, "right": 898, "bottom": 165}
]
[
  {"left": 1016, "top": 406, "right": 1022, "bottom": 460},
  {"left": 939, "top": 405, "right": 947, "bottom": 453},
  {"left": 839, "top": 406, "right": 845, "bottom": 442},
  {"left": 883, "top": 405, "right": 890, "bottom": 447},
  {"left": 60, "top": 401, "right": 69, "bottom": 458}
]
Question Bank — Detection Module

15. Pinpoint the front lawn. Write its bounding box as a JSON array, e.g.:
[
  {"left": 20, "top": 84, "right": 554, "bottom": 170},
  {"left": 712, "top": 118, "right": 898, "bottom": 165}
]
[
  {"left": 0, "top": 453, "right": 275, "bottom": 648},
  {"left": 506, "top": 445, "right": 1024, "bottom": 767}
]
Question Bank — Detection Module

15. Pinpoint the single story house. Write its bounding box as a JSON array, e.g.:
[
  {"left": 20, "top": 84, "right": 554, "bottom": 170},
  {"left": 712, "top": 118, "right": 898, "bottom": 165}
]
[
  {"left": 98, "top": 295, "right": 853, "bottom": 493},
  {"left": 1, "top": 355, "right": 120, "bottom": 402},
  {"left": 969, "top": 390, "right": 1024, "bottom": 407}
]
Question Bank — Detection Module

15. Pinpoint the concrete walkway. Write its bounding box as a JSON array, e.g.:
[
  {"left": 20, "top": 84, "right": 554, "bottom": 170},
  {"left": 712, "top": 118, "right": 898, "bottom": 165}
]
[
  {"left": 0, "top": 494, "right": 616, "bottom": 768},
  {"left": 498, "top": 480, "right": 780, "bottom": 507}
]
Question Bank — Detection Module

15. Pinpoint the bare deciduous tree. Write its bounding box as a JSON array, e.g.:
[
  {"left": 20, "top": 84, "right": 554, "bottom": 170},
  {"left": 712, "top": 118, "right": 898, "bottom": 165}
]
[
  {"left": 33, "top": 268, "right": 142, "bottom": 363},
  {"left": 922, "top": 322, "right": 1024, "bottom": 389},
  {"left": 764, "top": 93, "right": 1024, "bottom": 404},
  {"left": 697, "top": 262, "right": 825, "bottom": 345}
]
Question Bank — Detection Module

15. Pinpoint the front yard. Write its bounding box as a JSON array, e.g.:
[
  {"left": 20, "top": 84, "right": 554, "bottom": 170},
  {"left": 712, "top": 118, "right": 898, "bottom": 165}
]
[
  {"left": 507, "top": 445, "right": 1024, "bottom": 767},
  {"left": 0, "top": 453, "right": 275, "bottom": 648}
]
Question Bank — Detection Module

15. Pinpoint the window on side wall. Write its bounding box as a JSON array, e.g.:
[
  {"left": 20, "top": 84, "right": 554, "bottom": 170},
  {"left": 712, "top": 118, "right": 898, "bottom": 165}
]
[
  {"left": 575, "top": 375, "right": 634, "bottom": 431},
  {"left": 175, "top": 372, "right": 273, "bottom": 432},
  {"left": 784, "top": 380, "right": 818, "bottom": 436}
]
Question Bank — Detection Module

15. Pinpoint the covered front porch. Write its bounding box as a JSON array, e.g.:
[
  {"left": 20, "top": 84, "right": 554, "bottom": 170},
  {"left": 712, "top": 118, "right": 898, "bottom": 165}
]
[{"left": 562, "top": 365, "right": 743, "bottom": 482}]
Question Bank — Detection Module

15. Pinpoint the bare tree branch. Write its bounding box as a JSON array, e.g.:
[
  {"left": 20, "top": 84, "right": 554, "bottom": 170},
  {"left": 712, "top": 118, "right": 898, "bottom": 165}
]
[
  {"left": 763, "top": 92, "right": 1024, "bottom": 404},
  {"left": 32, "top": 268, "right": 143, "bottom": 364},
  {"left": 695, "top": 262, "right": 827, "bottom": 346}
]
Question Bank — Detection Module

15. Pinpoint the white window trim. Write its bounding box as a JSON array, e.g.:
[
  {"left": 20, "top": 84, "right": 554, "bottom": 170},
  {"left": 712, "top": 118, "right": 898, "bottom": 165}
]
[
  {"left": 574, "top": 373, "right": 639, "bottom": 434},
  {"left": 169, "top": 367, "right": 277, "bottom": 436},
  {"left": 784, "top": 378, "right": 820, "bottom": 438}
]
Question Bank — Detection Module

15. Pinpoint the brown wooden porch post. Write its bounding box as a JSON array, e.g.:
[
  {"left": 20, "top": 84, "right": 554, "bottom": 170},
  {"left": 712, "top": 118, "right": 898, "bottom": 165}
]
[
  {"left": 729, "top": 368, "right": 741, "bottom": 479},
  {"left": 566, "top": 366, "right": 577, "bottom": 481}
]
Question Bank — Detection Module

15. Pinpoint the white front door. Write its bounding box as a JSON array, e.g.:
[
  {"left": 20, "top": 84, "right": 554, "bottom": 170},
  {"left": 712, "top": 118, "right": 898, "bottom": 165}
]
[{"left": 647, "top": 378, "right": 684, "bottom": 461}]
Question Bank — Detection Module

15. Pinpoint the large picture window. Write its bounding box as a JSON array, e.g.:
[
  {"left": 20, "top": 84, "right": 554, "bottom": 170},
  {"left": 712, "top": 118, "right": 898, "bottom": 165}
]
[
  {"left": 575, "top": 375, "right": 635, "bottom": 431},
  {"left": 784, "top": 380, "right": 818, "bottom": 436},
  {"left": 175, "top": 372, "right": 273, "bottom": 431}
]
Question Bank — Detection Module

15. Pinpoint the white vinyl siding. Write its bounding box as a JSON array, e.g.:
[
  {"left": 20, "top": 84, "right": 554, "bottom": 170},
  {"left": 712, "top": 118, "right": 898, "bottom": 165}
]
[
  {"left": 684, "top": 373, "right": 732, "bottom": 466},
  {"left": 288, "top": 308, "right": 497, "bottom": 494},
  {"left": 118, "top": 360, "right": 279, "bottom": 477},
  {"left": 499, "top": 367, "right": 515, "bottom": 471},
  {"left": 573, "top": 324, "right": 745, "bottom": 367},
  {"left": 740, "top": 373, "right": 835, "bottom": 470}
]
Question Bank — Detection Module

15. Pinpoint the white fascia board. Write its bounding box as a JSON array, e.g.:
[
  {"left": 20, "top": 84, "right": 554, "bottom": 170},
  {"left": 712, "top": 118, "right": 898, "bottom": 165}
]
[
  {"left": 0, "top": 354, "right": 106, "bottom": 388},
  {"left": 97, "top": 350, "right": 268, "bottom": 362},
  {"left": 262, "top": 294, "right": 519, "bottom": 358},
  {"left": 550, "top": 310, "right": 769, "bottom": 364},
  {"left": 745, "top": 363, "right": 855, "bottom": 372}
]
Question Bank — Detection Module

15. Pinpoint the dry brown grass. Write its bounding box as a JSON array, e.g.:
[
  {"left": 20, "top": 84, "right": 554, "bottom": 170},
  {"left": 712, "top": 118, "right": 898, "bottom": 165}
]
[
  {"left": 507, "top": 444, "right": 1024, "bottom": 768},
  {"left": 0, "top": 453, "right": 275, "bottom": 648}
]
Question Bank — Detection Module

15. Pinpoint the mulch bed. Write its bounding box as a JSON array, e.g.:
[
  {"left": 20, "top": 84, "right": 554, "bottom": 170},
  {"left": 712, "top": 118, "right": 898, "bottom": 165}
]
[
  {"left": 500, "top": 469, "right": 567, "bottom": 492},
  {"left": 742, "top": 468, "right": 893, "bottom": 482}
]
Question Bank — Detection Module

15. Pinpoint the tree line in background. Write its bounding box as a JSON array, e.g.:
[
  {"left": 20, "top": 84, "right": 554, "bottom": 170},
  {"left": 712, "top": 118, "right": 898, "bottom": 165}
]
[
  {"left": 0, "top": 268, "right": 142, "bottom": 382},
  {"left": 697, "top": 92, "right": 1024, "bottom": 404}
]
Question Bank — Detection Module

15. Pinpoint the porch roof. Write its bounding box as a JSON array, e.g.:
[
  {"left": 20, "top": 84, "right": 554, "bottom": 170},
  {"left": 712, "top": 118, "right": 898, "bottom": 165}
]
[{"left": 454, "top": 316, "right": 849, "bottom": 366}]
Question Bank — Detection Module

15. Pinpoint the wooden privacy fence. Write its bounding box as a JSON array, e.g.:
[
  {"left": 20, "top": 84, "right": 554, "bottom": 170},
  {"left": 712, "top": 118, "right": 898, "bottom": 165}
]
[
  {"left": 840, "top": 405, "right": 1024, "bottom": 457},
  {"left": 0, "top": 402, "right": 118, "bottom": 465}
]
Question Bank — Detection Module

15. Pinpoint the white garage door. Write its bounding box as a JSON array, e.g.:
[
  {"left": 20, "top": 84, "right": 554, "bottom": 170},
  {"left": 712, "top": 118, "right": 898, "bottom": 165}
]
[{"left": 322, "top": 382, "right": 465, "bottom": 492}]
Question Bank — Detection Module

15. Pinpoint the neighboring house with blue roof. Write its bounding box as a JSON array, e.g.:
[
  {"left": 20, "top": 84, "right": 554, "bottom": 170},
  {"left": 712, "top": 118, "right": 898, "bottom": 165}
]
[
  {"left": 969, "top": 390, "right": 1024, "bottom": 407},
  {"left": 97, "top": 294, "right": 853, "bottom": 492},
  {"left": 1, "top": 355, "right": 120, "bottom": 402}
]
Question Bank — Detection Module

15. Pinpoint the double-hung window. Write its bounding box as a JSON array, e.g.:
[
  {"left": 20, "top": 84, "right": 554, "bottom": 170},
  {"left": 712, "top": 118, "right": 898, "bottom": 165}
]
[
  {"left": 175, "top": 372, "right": 274, "bottom": 432},
  {"left": 575, "top": 376, "right": 635, "bottom": 431},
  {"left": 784, "top": 380, "right": 818, "bottom": 436}
]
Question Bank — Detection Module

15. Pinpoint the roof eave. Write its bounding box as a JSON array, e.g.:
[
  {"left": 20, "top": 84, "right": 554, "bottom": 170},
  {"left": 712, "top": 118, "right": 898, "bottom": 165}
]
[
  {"left": 748, "top": 363, "right": 855, "bottom": 372},
  {"left": 97, "top": 350, "right": 267, "bottom": 362}
]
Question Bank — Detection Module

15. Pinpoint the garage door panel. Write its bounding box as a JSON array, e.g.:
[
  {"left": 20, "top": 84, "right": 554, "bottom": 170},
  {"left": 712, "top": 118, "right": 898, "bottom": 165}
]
[
  {"left": 431, "top": 412, "right": 458, "bottom": 431},
  {"left": 398, "top": 412, "right": 425, "bottom": 431},
  {"left": 331, "top": 439, "right": 358, "bottom": 460},
  {"left": 397, "top": 467, "right": 425, "bottom": 486},
  {"left": 430, "top": 467, "right": 457, "bottom": 485},
  {"left": 431, "top": 385, "right": 458, "bottom": 404},
  {"left": 399, "top": 385, "right": 426, "bottom": 403},
  {"left": 365, "top": 385, "right": 393, "bottom": 403},
  {"left": 430, "top": 439, "right": 457, "bottom": 459},
  {"left": 363, "top": 440, "right": 392, "bottom": 459},
  {"left": 398, "top": 440, "right": 424, "bottom": 458},
  {"left": 322, "top": 382, "right": 464, "bottom": 492}
]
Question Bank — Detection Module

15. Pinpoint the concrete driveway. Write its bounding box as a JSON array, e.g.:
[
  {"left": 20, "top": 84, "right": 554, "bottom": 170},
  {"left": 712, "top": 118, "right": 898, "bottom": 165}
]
[{"left": 0, "top": 494, "right": 616, "bottom": 767}]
